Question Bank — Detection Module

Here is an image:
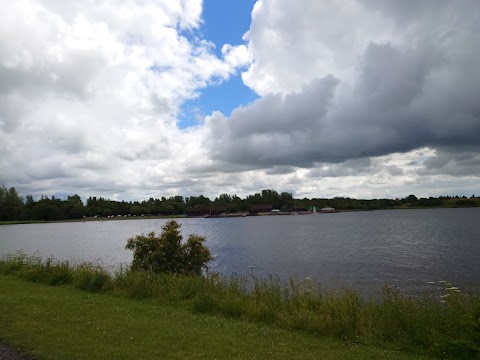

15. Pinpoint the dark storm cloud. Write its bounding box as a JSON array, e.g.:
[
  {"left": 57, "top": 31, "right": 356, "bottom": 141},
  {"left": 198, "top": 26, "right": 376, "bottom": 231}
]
[
  {"left": 359, "top": 0, "right": 452, "bottom": 23},
  {"left": 205, "top": 1, "right": 480, "bottom": 172},
  {"left": 206, "top": 75, "right": 340, "bottom": 167},
  {"left": 419, "top": 149, "right": 480, "bottom": 177},
  {"left": 306, "top": 158, "right": 404, "bottom": 179},
  {"left": 307, "top": 159, "right": 373, "bottom": 178},
  {"left": 264, "top": 166, "right": 297, "bottom": 175}
]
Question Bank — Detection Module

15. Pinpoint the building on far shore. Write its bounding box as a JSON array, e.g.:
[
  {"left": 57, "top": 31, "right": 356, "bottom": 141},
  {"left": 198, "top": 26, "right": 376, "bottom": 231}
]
[
  {"left": 320, "top": 207, "right": 336, "bottom": 213},
  {"left": 250, "top": 204, "right": 273, "bottom": 215},
  {"left": 186, "top": 206, "right": 227, "bottom": 217}
]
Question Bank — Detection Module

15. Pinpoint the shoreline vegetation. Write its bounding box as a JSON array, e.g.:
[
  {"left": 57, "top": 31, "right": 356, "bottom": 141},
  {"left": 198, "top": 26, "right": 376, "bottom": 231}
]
[
  {"left": 1, "top": 252, "right": 479, "bottom": 359},
  {"left": 0, "top": 276, "right": 424, "bottom": 360},
  {"left": 1, "top": 200, "right": 479, "bottom": 226},
  {"left": 1, "top": 184, "right": 479, "bottom": 224}
]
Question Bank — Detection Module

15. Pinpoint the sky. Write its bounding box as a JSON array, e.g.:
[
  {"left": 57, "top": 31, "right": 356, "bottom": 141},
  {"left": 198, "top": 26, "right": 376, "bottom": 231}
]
[{"left": 1, "top": 0, "right": 479, "bottom": 201}]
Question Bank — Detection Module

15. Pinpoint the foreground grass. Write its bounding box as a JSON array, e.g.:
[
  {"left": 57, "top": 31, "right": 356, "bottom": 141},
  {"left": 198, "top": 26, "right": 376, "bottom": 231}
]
[
  {"left": 0, "top": 275, "right": 420, "bottom": 360},
  {"left": 1, "top": 253, "right": 479, "bottom": 358}
]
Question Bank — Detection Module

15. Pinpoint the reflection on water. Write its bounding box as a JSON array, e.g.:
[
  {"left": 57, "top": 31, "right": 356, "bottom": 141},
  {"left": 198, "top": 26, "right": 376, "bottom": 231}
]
[{"left": 1, "top": 208, "right": 479, "bottom": 294}]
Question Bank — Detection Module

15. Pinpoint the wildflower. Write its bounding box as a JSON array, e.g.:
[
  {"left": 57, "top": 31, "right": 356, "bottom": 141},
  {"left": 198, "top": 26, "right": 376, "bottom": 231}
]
[{"left": 446, "top": 287, "right": 459, "bottom": 291}]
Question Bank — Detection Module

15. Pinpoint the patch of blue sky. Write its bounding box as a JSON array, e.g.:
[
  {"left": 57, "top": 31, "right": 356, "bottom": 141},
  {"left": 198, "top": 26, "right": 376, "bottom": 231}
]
[
  {"left": 200, "top": 0, "right": 257, "bottom": 55},
  {"left": 178, "top": 73, "right": 259, "bottom": 128},
  {"left": 177, "top": 0, "right": 259, "bottom": 128}
]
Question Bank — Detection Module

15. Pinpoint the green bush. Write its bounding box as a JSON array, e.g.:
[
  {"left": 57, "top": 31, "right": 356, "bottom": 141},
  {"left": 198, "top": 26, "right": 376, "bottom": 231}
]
[{"left": 125, "top": 220, "right": 212, "bottom": 275}]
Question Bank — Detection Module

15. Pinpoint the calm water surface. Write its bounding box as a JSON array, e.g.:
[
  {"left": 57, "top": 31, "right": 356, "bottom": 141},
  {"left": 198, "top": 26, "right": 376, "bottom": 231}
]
[{"left": 1, "top": 208, "right": 479, "bottom": 294}]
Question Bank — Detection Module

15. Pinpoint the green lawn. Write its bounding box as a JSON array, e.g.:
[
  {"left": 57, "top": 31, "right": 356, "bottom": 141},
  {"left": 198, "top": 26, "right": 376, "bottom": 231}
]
[{"left": 0, "top": 275, "right": 427, "bottom": 360}]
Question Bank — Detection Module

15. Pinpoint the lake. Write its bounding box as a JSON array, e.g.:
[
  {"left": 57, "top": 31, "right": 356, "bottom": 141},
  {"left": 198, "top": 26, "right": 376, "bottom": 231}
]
[{"left": 1, "top": 208, "right": 479, "bottom": 294}]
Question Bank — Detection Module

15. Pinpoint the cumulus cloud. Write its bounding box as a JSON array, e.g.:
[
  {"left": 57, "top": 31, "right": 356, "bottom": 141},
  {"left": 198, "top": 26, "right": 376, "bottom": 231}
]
[
  {"left": 202, "top": 0, "right": 480, "bottom": 196},
  {"left": 0, "top": 0, "right": 479, "bottom": 200},
  {"left": 0, "top": 0, "right": 249, "bottom": 199},
  {"left": 205, "top": 75, "right": 340, "bottom": 167},
  {"left": 419, "top": 149, "right": 480, "bottom": 177}
]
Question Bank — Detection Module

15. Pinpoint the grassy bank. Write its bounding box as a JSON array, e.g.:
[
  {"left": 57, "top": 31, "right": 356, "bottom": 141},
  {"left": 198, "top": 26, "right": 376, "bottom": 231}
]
[
  {"left": 0, "top": 215, "right": 187, "bottom": 226},
  {"left": 0, "top": 220, "right": 47, "bottom": 226},
  {"left": 1, "top": 253, "right": 479, "bottom": 359},
  {"left": 0, "top": 276, "right": 424, "bottom": 360}
]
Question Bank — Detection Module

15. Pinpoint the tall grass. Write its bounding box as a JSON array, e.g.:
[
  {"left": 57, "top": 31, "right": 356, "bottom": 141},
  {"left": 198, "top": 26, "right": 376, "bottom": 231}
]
[{"left": 1, "top": 251, "right": 479, "bottom": 359}]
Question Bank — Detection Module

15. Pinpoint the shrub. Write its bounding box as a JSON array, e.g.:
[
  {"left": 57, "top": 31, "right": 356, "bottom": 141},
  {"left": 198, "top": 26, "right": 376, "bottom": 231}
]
[{"left": 125, "top": 220, "right": 212, "bottom": 276}]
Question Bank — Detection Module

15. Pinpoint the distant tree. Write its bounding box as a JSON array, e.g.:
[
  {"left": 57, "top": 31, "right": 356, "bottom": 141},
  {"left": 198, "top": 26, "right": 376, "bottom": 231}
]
[
  {"left": 25, "top": 195, "right": 35, "bottom": 209},
  {"left": 0, "top": 186, "right": 25, "bottom": 220},
  {"left": 280, "top": 192, "right": 293, "bottom": 208},
  {"left": 160, "top": 204, "right": 176, "bottom": 215},
  {"left": 455, "top": 199, "right": 478, "bottom": 208},
  {"left": 126, "top": 220, "right": 211, "bottom": 275},
  {"left": 67, "top": 194, "right": 83, "bottom": 206},
  {"left": 186, "top": 195, "right": 210, "bottom": 207},
  {"left": 86, "top": 205, "right": 100, "bottom": 217},
  {"left": 68, "top": 205, "right": 85, "bottom": 219},
  {"left": 102, "top": 208, "right": 113, "bottom": 217},
  {"left": 31, "top": 202, "right": 63, "bottom": 221},
  {"left": 130, "top": 206, "right": 141, "bottom": 216},
  {"left": 404, "top": 195, "right": 418, "bottom": 204},
  {"left": 215, "top": 193, "right": 232, "bottom": 205},
  {"left": 414, "top": 197, "right": 443, "bottom": 207},
  {"left": 63, "top": 194, "right": 85, "bottom": 219}
]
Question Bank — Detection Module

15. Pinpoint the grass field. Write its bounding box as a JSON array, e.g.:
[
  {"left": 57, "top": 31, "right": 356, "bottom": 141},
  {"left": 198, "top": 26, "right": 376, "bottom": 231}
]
[{"left": 0, "top": 275, "right": 427, "bottom": 360}]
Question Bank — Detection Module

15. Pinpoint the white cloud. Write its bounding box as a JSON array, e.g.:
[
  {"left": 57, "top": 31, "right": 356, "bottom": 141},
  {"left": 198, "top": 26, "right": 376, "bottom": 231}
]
[
  {"left": 200, "top": 0, "right": 480, "bottom": 198},
  {"left": 0, "top": 0, "right": 248, "bottom": 200},
  {"left": 222, "top": 44, "right": 250, "bottom": 69},
  {"left": 1, "top": 0, "right": 479, "bottom": 201},
  {"left": 242, "top": 0, "right": 394, "bottom": 96}
]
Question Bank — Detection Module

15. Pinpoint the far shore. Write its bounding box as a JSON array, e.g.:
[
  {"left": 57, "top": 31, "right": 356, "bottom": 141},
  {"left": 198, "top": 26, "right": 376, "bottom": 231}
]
[{"left": 1, "top": 204, "right": 479, "bottom": 226}]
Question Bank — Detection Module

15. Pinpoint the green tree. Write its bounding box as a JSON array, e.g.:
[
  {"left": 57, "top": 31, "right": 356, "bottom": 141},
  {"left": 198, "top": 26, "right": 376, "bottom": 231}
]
[
  {"left": 25, "top": 195, "right": 35, "bottom": 209},
  {"left": 160, "top": 204, "right": 176, "bottom": 215},
  {"left": 31, "top": 202, "right": 63, "bottom": 221},
  {"left": 125, "top": 220, "right": 211, "bottom": 275},
  {"left": 102, "top": 208, "right": 113, "bottom": 217},
  {"left": 67, "top": 194, "right": 83, "bottom": 206},
  {"left": 69, "top": 205, "right": 86, "bottom": 219},
  {"left": 130, "top": 205, "right": 141, "bottom": 216},
  {"left": 64, "top": 194, "right": 85, "bottom": 219},
  {"left": 403, "top": 195, "right": 418, "bottom": 204},
  {"left": 0, "top": 186, "right": 25, "bottom": 220}
]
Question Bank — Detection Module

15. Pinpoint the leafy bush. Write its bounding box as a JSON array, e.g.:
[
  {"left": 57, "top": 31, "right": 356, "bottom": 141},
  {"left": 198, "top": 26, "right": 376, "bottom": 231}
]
[{"left": 125, "top": 220, "right": 212, "bottom": 276}]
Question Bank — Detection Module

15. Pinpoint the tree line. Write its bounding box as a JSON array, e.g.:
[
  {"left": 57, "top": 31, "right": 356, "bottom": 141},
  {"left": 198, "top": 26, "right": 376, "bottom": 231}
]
[{"left": 0, "top": 185, "right": 478, "bottom": 222}]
